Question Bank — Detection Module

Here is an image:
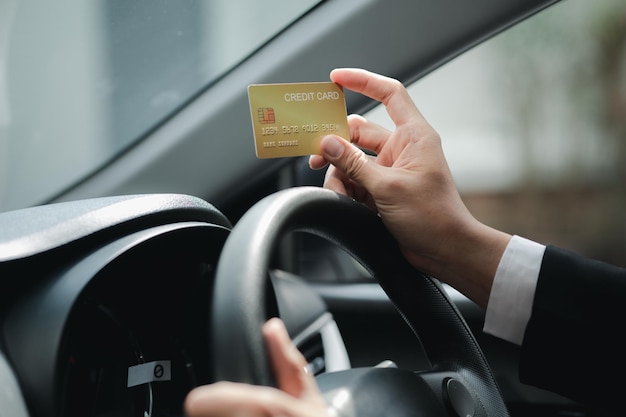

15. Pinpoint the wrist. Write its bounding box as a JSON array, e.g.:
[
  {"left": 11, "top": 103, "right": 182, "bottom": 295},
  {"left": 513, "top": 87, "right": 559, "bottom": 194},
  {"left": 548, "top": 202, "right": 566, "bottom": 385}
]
[
  {"left": 444, "top": 221, "right": 511, "bottom": 309},
  {"left": 402, "top": 218, "right": 511, "bottom": 309}
]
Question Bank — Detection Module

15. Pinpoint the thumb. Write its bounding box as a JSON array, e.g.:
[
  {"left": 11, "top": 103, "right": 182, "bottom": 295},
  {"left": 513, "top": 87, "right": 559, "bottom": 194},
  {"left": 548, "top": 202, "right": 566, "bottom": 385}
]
[{"left": 319, "top": 135, "right": 377, "bottom": 188}]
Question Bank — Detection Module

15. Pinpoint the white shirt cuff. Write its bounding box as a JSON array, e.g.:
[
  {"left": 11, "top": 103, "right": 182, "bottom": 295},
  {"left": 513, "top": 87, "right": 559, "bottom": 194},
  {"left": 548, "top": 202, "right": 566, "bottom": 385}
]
[{"left": 483, "top": 235, "right": 545, "bottom": 345}]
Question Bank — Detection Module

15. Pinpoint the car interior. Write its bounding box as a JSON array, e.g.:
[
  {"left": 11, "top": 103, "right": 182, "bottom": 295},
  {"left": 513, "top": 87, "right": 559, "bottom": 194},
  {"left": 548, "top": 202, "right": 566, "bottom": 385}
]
[{"left": 1, "top": 0, "right": 624, "bottom": 416}]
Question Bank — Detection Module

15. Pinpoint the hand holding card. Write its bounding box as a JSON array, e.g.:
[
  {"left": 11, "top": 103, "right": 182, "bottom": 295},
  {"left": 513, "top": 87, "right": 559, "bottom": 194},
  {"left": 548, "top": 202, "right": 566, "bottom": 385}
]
[{"left": 247, "top": 82, "right": 350, "bottom": 158}]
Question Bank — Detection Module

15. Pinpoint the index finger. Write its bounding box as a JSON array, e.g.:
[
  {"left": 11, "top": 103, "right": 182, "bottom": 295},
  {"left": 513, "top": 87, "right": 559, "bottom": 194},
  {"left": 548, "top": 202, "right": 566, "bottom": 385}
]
[
  {"left": 263, "top": 318, "right": 322, "bottom": 401},
  {"left": 330, "top": 68, "right": 422, "bottom": 126}
]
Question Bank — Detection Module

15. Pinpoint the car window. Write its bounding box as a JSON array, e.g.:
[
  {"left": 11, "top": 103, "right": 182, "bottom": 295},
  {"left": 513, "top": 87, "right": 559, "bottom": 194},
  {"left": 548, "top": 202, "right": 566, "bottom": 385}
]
[
  {"left": 366, "top": 0, "right": 626, "bottom": 268},
  {"left": 0, "top": 0, "right": 319, "bottom": 212},
  {"left": 295, "top": 0, "right": 626, "bottom": 284}
]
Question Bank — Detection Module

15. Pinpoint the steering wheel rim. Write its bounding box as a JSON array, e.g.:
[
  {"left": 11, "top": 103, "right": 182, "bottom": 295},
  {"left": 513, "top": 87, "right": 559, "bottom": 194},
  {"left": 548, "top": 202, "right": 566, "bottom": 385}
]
[{"left": 212, "top": 186, "right": 509, "bottom": 416}]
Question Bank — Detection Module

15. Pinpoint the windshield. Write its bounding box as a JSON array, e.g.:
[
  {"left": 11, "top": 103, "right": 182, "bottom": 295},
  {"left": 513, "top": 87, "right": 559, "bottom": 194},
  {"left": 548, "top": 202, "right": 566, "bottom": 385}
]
[{"left": 0, "top": 0, "right": 319, "bottom": 212}]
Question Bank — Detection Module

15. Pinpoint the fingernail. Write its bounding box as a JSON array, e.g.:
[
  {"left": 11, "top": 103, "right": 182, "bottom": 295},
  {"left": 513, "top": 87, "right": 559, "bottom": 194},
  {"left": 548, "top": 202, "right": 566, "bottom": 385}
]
[{"left": 322, "top": 135, "right": 344, "bottom": 159}]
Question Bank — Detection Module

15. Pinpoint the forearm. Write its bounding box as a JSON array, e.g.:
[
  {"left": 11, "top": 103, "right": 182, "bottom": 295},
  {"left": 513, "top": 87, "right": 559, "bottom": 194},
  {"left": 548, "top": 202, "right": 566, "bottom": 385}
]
[
  {"left": 444, "top": 223, "right": 512, "bottom": 309},
  {"left": 401, "top": 218, "right": 511, "bottom": 309}
]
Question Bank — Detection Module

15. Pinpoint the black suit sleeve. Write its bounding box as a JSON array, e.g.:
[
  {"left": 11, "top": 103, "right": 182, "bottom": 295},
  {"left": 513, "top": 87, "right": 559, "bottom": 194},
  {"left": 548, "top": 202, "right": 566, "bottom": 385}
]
[{"left": 519, "top": 245, "right": 626, "bottom": 414}]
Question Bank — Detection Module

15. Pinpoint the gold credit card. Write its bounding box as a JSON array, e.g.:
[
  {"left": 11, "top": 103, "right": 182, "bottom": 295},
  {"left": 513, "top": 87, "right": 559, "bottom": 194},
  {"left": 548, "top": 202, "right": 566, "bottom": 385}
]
[{"left": 247, "top": 82, "right": 350, "bottom": 158}]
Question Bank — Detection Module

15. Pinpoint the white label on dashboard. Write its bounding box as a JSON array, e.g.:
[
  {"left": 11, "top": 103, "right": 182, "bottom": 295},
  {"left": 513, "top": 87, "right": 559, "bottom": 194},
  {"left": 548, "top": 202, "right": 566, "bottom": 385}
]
[{"left": 127, "top": 360, "right": 171, "bottom": 387}]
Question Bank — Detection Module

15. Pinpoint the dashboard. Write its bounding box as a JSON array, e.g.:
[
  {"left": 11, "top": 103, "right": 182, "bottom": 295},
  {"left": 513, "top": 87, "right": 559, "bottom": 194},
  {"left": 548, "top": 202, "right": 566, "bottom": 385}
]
[
  {"left": 0, "top": 194, "right": 347, "bottom": 417},
  {"left": 0, "top": 188, "right": 512, "bottom": 417}
]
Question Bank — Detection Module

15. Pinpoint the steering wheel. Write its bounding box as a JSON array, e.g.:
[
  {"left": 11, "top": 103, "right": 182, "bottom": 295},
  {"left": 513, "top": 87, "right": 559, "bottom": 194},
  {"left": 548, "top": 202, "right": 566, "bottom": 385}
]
[{"left": 212, "top": 186, "right": 509, "bottom": 417}]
